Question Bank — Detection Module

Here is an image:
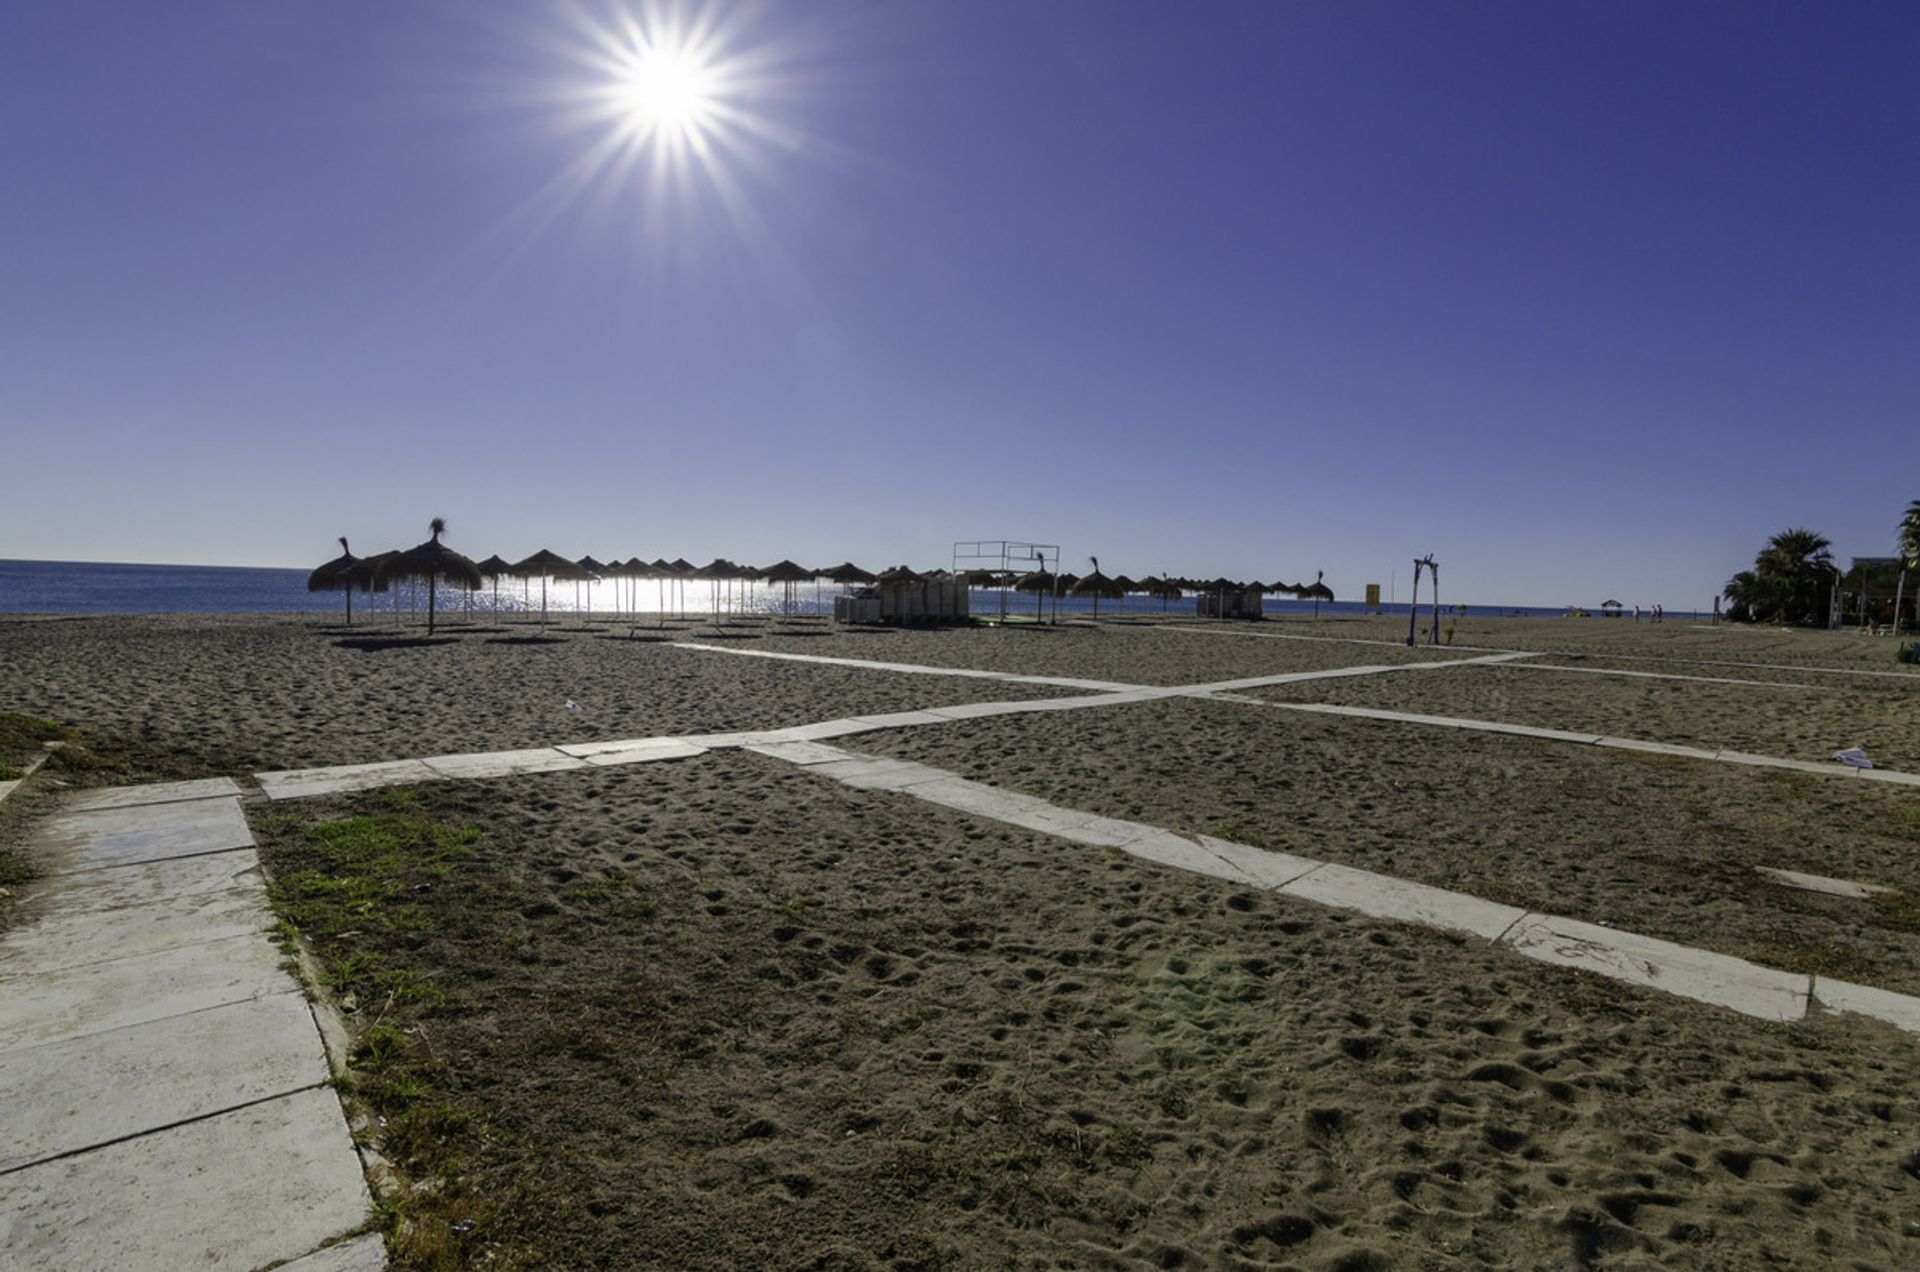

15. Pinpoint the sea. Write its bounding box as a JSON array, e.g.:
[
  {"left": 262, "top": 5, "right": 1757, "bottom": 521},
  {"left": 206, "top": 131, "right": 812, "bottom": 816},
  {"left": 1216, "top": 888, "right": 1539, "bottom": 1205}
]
[{"left": 0, "top": 559, "right": 1668, "bottom": 620}]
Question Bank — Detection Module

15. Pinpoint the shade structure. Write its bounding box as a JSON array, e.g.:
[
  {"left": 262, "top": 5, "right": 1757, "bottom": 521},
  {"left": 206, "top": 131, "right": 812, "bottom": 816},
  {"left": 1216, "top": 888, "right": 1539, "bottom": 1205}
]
[
  {"left": 574, "top": 555, "right": 610, "bottom": 622},
  {"left": 876, "top": 565, "right": 923, "bottom": 583},
  {"left": 821, "top": 562, "right": 876, "bottom": 585},
  {"left": 1070, "top": 561, "right": 1125, "bottom": 619},
  {"left": 1295, "top": 570, "right": 1334, "bottom": 616},
  {"left": 1013, "top": 569, "right": 1056, "bottom": 622},
  {"left": 473, "top": 555, "right": 512, "bottom": 615},
  {"left": 691, "top": 558, "right": 745, "bottom": 621},
  {"left": 306, "top": 537, "right": 361, "bottom": 624},
  {"left": 372, "top": 518, "right": 483, "bottom": 636},
  {"left": 343, "top": 552, "right": 399, "bottom": 619},
  {"left": 510, "top": 549, "right": 591, "bottom": 627},
  {"left": 761, "top": 559, "right": 814, "bottom": 615}
]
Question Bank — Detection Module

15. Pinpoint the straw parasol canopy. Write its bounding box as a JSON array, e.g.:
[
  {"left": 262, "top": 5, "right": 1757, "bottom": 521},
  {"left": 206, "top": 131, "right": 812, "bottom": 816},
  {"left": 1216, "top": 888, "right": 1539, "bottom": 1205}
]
[
  {"left": 307, "top": 536, "right": 362, "bottom": 624},
  {"left": 821, "top": 562, "right": 876, "bottom": 585},
  {"left": 1070, "top": 557, "right": 1125, "bottom": 619},
  {"left": 1300, "top": 570, "right": 1334, "bottom": 616},
  {"left": 473, "top": 554, "right": 512, "bottom": 615},
  {"left": 510, "top": 549, "right": 591, "bottom": 627},
  {"left": 343, "top": 552, "right": 399, "bottom": 618},
  {"left": 1013, "top": 568, "right": 1057, "bottom": 621},
  {"left": 876, "top": 564, "right": 924, "bottom": 583},
  {"left": 373, "top": 518, "right": 483, "bottom": 636},
  {"left": 761, "top": 559, "right": 814, "bottom": 615},
  {"left": 575, "top": 555, "right": 609, "bottom": 622}
]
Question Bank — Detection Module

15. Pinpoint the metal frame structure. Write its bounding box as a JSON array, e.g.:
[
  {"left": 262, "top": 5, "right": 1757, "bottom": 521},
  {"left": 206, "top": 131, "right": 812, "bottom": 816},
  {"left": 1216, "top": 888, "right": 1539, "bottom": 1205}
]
[{"left": 952, "top": 540, "right": 1061, "bottom": 624}]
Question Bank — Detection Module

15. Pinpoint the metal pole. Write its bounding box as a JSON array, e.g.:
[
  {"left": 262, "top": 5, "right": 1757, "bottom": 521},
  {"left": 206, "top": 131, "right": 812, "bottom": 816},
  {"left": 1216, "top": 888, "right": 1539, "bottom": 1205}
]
[{"left": 1406, "top": 560, "right": 1421, "bottom": 646}]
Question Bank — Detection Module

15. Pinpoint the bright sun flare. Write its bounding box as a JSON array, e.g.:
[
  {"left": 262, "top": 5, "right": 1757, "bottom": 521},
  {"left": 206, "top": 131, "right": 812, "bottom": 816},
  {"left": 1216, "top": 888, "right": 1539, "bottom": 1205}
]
[{"left": 615, "top": 45, "right": 716, "bottom": 139}]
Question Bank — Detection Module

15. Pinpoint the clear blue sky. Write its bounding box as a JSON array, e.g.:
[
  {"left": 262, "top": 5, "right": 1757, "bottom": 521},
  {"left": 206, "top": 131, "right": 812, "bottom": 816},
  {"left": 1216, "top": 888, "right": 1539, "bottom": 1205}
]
[{"left": 3, "top": 1, "right": 1915, "bottom": 607}]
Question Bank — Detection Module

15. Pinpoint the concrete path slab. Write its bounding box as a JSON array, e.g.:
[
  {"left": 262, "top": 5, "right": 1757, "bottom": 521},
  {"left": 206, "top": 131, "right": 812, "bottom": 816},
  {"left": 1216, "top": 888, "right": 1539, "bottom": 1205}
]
[
  {"left": 843, "top": 710, "right": 952, "bottom": 730},
  {"left": 419, "top": 748, "right": 585, "bottom": 780},
  {"left": 1714, "top": 750, "right": 1856, "bottom": 777},
  {"left": 1190, "top": 837, "right": 1323, "bottom": 889},
  {"left": 0, "top": 882, "right": 269, "bottom": 977},
  {"left": 921, "top": 701, "right": 1042, "bottom": 721},
  {"left": 0, "top": 933, "right": 295, "bottom": 1054},
  {"left": 280, "top": 1232, "right": 388, "bottom": 1271},
  {"left": 807, "top": 757, "right": 950, "bottom": 791},
  {"left": 1500, "top": 914, "right": 1810, "bottom": 1022},
  {"left": 65, "top": 777, "right": 246, "bottom": 811},
  {"left": 900, "top": 776, "right": 1060, "bottom": 823},
  {"left": 1593, "top": 737, "right": 1718, "bottom": 759},
  {"left": 757, "top": 719, "right": 887, "bottom": 742},
  {"left": 565, "top": 739, "right": 709, "bottom": 767},
  {"left": 1811, "top": 978, "right": 1920, "bottom": 1033},
  {"left": 556, "top": 735, "right": 687, "bottom": 759},
  {"left": 1502, "top": 662, "right": 1822, "bottom": 690},
  {"left": 1280, "top": 863, "right": 1528, "bottom": 941},
  {"left": 741, "top": 740, "right": 856, "bottom": 765},
  {"left": 257, "top": 759, "right": 442, "bottom": 801},
  {"left": 0, "top": 992, "right": 326, "bottom": 1173},
  {"left": 37, "top": 798, "right": 257, "bottom": 874},
  {"left": 672, "top": 641, "right": 1138, "bottom": 692},
  {"left": 19, "top": 851, "right": 261, "bottom": 917},
  {"left": 676, "top": 730, "right": 775, "bottom": 749},
  {"left": 0, "top": 1086, "right": 370, "bottom": 1271},
  {"left": 1859, "top": 768, "right": 1920, "bottom": 788},
  {"left": 1117, "top": 830, "right": 1260, "bottom": 884},
  {"left": 1755, "top": 867, "right": 1890, "bottom": 900}
]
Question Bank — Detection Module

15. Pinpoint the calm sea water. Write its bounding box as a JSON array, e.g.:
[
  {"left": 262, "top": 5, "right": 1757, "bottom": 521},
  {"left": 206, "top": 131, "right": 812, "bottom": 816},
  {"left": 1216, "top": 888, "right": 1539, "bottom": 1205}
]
[{"left": 0, "top": 559, "right": 1639, "bottom": 619}]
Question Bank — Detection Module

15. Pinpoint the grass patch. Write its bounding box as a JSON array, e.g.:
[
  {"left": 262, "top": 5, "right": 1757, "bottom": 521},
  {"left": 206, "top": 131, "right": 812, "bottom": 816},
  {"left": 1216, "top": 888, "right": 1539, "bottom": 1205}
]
[
  {"left": 1870, "top": 888, "right": 1920, "bottom": 935},
  {"left": 257, "top": 793, "right": 530, "bottom": 1268},
  {"left": 0, "top": 710, "right": 69, "bottom": 772},
  {"left": 1208, "top": 816, "right": 1270, "bottom": 848}
]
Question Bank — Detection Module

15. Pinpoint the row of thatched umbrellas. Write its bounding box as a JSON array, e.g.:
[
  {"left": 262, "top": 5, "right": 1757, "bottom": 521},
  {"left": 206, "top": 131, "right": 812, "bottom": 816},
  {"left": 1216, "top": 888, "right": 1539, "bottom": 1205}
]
[{"left": 308, "top": 522, "right": 1336, "bottom": 634}]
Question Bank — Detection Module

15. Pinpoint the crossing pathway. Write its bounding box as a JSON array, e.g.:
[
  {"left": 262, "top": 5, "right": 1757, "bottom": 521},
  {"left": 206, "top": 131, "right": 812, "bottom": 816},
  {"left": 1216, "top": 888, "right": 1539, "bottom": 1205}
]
[{"left": 0, "top": 779, "right": 379, "bottom": 1270}]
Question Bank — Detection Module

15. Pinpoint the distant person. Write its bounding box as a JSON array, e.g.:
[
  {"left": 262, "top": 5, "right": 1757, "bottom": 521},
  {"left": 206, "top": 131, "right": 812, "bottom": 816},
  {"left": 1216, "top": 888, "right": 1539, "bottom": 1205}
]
[{"left": 1633, "top": 605, "right": 1640, "bottom": 621}]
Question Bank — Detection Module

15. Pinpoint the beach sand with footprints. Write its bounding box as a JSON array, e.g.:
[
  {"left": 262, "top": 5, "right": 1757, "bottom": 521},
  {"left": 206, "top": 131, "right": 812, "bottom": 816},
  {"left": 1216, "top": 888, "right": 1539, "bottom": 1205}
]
[{"left": 4, "top": 609, "right": 1920, "bottom": 1267}]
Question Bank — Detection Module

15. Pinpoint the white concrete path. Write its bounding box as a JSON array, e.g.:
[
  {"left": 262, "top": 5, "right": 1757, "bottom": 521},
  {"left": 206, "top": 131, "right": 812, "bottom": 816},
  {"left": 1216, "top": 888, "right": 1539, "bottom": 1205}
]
[
  {"left": 748, "top": 741, "right": 1920, "bottom": 1035},
  {"left": 1258, "top": 700, "right": 1920, "bottom": 788},
  {"left": 0, "top": 781, "right": 376, "bottom": 1269},
  {"left": 1139, "top": 619, "right": 1920, "bottom": 683}
]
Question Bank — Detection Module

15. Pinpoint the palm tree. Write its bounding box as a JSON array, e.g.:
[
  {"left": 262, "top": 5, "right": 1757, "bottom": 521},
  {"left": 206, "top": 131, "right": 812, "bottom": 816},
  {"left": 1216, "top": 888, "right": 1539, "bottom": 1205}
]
[{"left": 1893, "top": 500, "right": 1920, "bottom": 634}]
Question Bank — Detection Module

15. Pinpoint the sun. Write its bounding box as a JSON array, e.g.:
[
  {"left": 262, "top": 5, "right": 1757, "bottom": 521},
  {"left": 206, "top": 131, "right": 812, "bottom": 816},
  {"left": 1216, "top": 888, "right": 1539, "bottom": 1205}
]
[{"left": 613, "top": 43, "right": 717, "bottom": 142}]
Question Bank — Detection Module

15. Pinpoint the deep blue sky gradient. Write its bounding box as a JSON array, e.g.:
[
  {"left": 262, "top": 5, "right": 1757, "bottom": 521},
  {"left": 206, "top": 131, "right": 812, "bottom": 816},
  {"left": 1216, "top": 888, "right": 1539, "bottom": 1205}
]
[{"left": 3, "top": 1, "right": 1915, "bottom": 607}]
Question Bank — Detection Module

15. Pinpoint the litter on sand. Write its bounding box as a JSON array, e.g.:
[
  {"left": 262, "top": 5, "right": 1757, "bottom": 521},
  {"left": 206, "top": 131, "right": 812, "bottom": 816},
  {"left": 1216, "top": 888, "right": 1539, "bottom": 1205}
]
[{"left": 1831, "top": 747, "right": 1873, "bottom": 769}]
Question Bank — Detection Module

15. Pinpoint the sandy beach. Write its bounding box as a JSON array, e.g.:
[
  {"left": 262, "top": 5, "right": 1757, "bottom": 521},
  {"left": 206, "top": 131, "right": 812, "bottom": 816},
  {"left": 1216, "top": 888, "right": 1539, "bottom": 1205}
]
[{"left": 5, "top": 610, "right": 1920, "bottom": 1268}]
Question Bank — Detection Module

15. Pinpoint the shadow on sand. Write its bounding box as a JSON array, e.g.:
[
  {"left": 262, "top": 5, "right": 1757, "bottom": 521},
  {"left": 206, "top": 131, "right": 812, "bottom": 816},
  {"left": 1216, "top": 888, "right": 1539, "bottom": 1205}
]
[
  {"left": 484, "top": 635, "right": 571, "bottom": 646},
  {"left": 333, "top": 636, "right": 462, "bottom": 652}
]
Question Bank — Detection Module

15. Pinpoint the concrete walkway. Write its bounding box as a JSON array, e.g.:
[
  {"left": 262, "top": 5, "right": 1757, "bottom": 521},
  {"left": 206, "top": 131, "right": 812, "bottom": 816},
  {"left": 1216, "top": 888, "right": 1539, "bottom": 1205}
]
[
  {"left": 1154, "top": 621, "right": 1920, "bottom": 683},
  {"left": 746, "top": 741, "right": 1920, "bottom": 1035},
  {"left": 0, "top": 779, "right": 379, "bottom": 1270}
]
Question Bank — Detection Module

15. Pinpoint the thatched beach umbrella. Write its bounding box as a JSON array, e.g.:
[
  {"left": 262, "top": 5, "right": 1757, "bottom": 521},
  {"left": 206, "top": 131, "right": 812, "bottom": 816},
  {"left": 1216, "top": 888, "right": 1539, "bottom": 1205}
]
[
  {"left": 511, "top": 549, "right": 590, "bottom": 628},
  {"left": 343, "top": 551, "right": 399, "bottom": 619},
  {"left": 1014, "top": 569, "right": 1056, "bottom": 622},
  {"left": 373, "top": 518, "right": 482, "bottom": 636},
  {"left": 475, "top": 555, "right": 512, "bottom": 615},
  {"left": 307, "top": 536, "right": 361, "bottom": 625},
  {"left": 823, "top": 562, "right": 876, "bottom": 586},
  {"left": 1303, "top": 570, "right": 1334, "bottom": 617},
  {"left": 762, "top": 559, "right": 814, "bottom": 615},
  {"left": 610, "top": 557, "right": 648, "bottom": 624},
  {"left": 1070, "top": 557, "right": 1125, "bottom": 620},
  {"left": 691, "top": 559, "right": 740, "bottom": 622},
  {"left": 576, "top": 555, "right": 609, "bottom": 623}
]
